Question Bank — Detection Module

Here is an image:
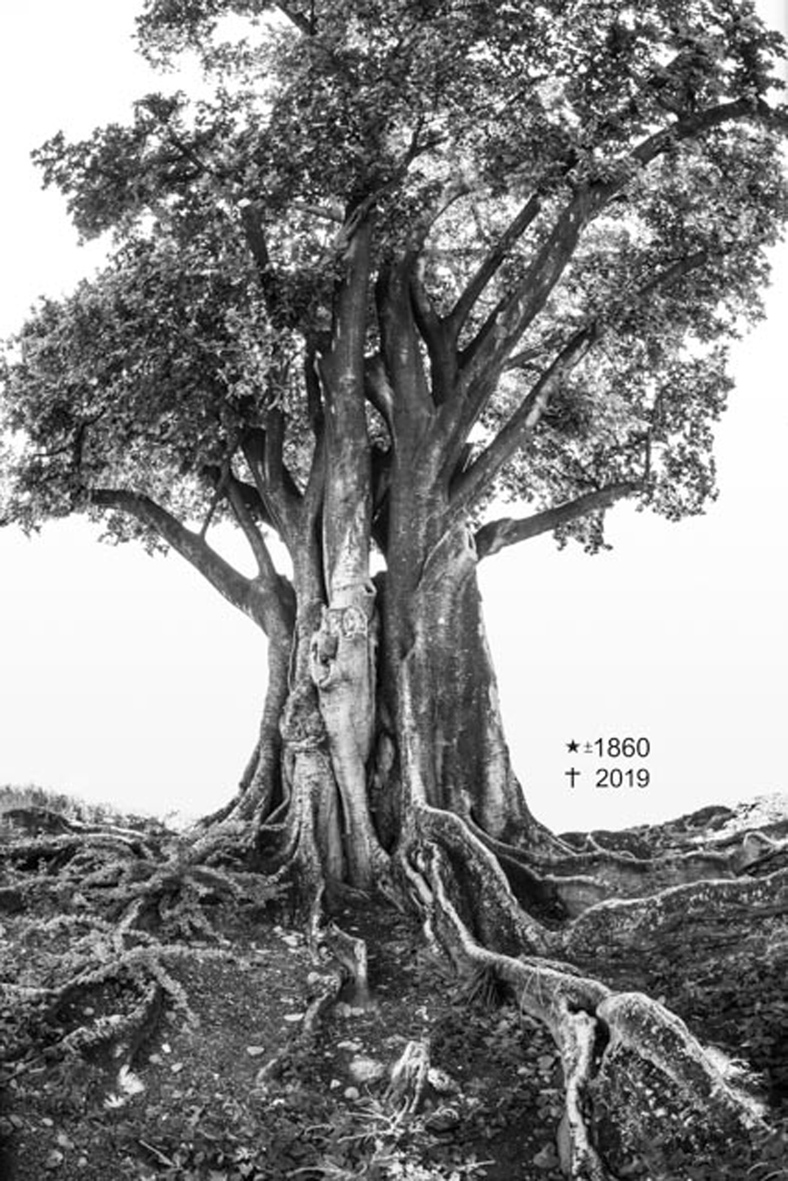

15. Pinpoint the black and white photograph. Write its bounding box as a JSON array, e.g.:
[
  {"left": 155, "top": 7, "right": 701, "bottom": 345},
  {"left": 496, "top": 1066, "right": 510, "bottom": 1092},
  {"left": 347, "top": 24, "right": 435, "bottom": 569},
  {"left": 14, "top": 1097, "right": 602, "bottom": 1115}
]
[{"left": 1, "top": 2, "right": 787, "bottom": 1177}]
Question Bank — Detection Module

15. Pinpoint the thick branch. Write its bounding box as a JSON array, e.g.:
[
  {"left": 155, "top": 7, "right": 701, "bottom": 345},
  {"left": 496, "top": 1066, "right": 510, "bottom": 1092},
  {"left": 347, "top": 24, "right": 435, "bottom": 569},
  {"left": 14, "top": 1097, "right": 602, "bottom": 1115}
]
[
  {"left": 239, "top": 204, "right": 300, "bottom": 332},
  {"left": 474, "top": 482, "right": 639, "bottom": 561},
  {"left": 460, "top": 97, "right": 778, "bottom": 391},
  {"left": 224, "top": 473, "right": 281, "bottom": 585},
  {"left": 376, "top": 261, "right": 434, "bottom": 429},
  {"left": 410, "top": 267, "right": 458, "bottom": 408},
  {"left": 451, "top": 322, "right": 599, "bottom": 517},
  {"left": 447, "top": 193, "right": 542, "bottom": 339},
  {"left": 275, "top": 2, "right": 315, "bottom": 34},
  {"left": 451, "top": 244, "right": 716, "bottom": 518},
  {"left": 241, "top": 420, "right": 303, "bottom": 545},
  {"left": 320, "top": 217, "right": 374, "bottom": 592},
  {"left": 87, "top": 488, "right": 290, "bottom": 635}
]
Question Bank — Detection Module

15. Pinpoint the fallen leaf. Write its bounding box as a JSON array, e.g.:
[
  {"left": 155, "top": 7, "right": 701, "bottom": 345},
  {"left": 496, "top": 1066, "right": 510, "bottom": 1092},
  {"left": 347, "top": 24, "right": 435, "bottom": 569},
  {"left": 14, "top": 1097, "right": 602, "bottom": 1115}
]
[{"left": 118, "top": 1065, "right": 145, "bottom": 1096}]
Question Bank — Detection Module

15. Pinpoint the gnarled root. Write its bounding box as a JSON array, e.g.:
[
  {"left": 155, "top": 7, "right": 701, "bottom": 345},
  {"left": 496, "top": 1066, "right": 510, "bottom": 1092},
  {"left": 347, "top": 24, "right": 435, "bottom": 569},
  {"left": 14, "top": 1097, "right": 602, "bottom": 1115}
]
[
  {"left": 565, "top": 865, "right": 788, "bottom": 961},
  {"left": 401, "top": 819, "right": 766, "bottom": 1180},
  {"left": 555, "top": 1007, "right": 613, "bottom": 1181}
]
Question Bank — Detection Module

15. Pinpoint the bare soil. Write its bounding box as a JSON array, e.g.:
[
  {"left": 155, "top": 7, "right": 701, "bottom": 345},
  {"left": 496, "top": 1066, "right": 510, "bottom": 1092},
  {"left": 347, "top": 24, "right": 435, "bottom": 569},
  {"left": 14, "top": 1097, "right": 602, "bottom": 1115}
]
[{"left": 1, "top": 798, "right": 788, "bottom": 1180}]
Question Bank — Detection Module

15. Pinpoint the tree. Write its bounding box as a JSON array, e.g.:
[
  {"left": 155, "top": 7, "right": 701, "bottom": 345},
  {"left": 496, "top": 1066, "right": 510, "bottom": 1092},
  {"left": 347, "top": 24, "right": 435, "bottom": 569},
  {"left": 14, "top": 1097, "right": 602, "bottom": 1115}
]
[{"left": 2, "top": 1, "right": 788, "bottom": 1174}]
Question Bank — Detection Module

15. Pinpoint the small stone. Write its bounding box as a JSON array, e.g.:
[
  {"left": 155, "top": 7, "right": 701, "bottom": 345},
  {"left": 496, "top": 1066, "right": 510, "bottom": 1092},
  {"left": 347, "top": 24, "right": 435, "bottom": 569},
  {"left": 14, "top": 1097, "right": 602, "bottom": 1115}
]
[
  {"left": 335, "top": 1002, "right": 352, "bottom": 1019},
  {"left": 41, "top": 1119, "right": 55, "bottom": 1128},
  {"left": 337, "top": 1040, "right": 362, "bottom": 1051},
  {"left": 348, "top": 1056, "right": 386, "bottom": 1085},
  {"left": 343, "top": 1086, "right": 360, "bottom": 1101},
  {"left": 170, "top": 1062, "right": 184, "bottom": 1074},
  {"left": 246, "top": 1046, "right": 267, "bottom": 1058},
  {"left": 44, "top": 1150, "right": 64, "bottom": 1170},
  {"left": 76, "top": 1159, "right": 88, "bottom": 1170},
  {"left": 537, "top": 1054, "right": 555, "bottom": 1071},
  {"left": 148, "top": 1054, "right": 162, "bottom": 1065},
  {"left": 330, "top": 1078, "right": 341, "bottom": 1090}
]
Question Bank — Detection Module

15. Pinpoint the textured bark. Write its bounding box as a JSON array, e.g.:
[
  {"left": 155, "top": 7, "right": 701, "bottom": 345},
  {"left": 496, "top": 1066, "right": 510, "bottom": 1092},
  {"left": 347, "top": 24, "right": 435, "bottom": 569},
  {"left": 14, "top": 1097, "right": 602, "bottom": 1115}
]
[{"left": 309, "top": 581, "right": 385, "bottom": 888}]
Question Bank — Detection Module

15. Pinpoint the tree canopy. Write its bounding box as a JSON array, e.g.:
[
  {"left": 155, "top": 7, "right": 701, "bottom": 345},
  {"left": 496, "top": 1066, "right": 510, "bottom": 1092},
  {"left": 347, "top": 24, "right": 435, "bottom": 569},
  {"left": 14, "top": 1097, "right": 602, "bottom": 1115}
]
[
  {"left": 3, "top": 10, "right": 788, "bottom": 1175},
  {"left": 2, "top": 0, "right": 786, "bottom": 594}
]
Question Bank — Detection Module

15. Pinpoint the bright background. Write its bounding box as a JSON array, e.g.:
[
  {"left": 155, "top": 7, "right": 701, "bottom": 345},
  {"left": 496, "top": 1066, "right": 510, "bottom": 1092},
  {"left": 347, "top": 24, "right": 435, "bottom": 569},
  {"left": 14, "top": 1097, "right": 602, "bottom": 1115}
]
[{"left": 0, "top": 2, "right": 786, "bottom": 832}]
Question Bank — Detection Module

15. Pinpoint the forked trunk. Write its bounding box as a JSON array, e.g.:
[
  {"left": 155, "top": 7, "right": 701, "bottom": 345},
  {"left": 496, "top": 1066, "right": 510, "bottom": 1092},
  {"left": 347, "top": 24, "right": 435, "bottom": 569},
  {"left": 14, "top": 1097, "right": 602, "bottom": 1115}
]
[{"left": 218, "top": 520, "right": 547, "bottom": 891}]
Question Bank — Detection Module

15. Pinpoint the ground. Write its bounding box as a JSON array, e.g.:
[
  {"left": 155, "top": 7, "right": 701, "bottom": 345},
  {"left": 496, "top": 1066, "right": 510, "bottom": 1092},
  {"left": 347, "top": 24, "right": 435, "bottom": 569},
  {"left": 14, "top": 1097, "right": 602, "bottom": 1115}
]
[{"left": 1, "top": 790, "right": 787, "bottom": 1181}]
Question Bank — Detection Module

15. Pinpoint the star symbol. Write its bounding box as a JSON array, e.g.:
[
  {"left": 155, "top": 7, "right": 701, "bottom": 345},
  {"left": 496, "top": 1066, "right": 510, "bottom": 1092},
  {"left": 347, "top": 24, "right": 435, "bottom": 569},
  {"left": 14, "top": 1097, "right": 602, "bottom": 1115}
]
[{"left": 566, "top": 739, "right": 579, "bottom": 753}]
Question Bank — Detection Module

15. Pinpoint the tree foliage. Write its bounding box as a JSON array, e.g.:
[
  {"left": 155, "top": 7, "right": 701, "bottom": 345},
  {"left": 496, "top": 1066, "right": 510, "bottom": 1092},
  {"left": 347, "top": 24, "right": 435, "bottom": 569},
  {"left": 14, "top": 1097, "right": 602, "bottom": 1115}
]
[{"left": 2, "top": 0, "right": 786, "bottom": 575}]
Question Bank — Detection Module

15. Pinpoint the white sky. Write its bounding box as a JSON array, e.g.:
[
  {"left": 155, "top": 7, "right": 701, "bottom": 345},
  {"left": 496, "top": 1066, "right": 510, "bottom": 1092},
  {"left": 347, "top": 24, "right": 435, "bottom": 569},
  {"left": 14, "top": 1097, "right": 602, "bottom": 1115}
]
[{"left": 0, "top": 2, "right": 786, "bottom": 832}]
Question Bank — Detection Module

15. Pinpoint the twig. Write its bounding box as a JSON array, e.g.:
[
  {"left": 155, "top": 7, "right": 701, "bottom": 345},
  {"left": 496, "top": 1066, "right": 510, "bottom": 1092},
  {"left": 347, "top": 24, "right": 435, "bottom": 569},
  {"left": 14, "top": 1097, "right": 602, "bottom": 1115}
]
[{"left": 138, "top": 1139, "right": 177, "bottom": 1168}]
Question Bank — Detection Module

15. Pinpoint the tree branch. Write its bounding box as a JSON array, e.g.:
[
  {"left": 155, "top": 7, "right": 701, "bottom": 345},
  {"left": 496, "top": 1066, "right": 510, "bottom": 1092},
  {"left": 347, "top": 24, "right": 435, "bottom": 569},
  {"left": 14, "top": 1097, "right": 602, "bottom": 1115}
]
[
  {"left": 241, "top": 418, "right": 302, "bottom": 545},
  {"left": 375, "top": 259, "right": 435, "bottom": 435},
  {"left": 449, "top": 240, "right": 723, "bottom": 520},
  {"left": 447, "top": 193, "right": 542, "bottom": 340},
  {"left": 410, "top": 265, "right": 458, "bottom": 408},
  {"left": 224, "top": 472, "right": 280, "bottom": 584},
  {"left": 86, "top": 488, "right": 291, "bottom": 635},
  {"left": 459, "top": 96, "right": 778, "bottom": 394},
  {"left": 474, "top": 483, "right": 639, "bottom": 561},
  {"left": 319, "top": 215, "right": 374, "bottom": 591},
  {"left": 275, "top": 2, "right": 314, "bottom": 36},
  {"left": 238, "top": 203, "right": 299, "bottom": 332},
  {"left": 451, "top": 322, "right": 600, "bottom": 518}
]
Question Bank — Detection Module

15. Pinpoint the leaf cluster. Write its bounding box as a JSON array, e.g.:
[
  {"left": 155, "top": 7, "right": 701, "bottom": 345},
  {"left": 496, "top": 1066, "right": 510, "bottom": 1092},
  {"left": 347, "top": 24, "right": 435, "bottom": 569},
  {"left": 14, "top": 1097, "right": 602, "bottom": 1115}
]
[{"left": 2, "top": 0, "right": 787, "bottom": 561}]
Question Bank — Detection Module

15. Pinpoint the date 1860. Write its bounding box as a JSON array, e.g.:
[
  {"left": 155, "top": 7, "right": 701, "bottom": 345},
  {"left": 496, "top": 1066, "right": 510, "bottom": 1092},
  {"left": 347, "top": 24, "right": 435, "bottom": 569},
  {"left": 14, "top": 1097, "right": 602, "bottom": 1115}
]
[{"left": 564, "top": 736, "right": 651, "bottom": 789}]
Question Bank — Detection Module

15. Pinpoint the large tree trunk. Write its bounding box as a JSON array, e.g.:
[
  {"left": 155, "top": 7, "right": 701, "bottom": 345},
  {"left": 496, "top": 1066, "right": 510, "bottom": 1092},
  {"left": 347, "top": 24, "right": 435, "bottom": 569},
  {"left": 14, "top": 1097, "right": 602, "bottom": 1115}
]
[{"left": 190, "top": 519, "right": 787, "bottom": 1177}]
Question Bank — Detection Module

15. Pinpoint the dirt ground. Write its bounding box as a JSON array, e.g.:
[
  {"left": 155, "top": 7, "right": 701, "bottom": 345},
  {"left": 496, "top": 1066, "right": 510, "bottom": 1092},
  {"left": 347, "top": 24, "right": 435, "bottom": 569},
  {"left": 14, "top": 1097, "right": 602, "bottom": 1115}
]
[{"left": 1, "top": 799, "right": 788, "bottom": 1180}]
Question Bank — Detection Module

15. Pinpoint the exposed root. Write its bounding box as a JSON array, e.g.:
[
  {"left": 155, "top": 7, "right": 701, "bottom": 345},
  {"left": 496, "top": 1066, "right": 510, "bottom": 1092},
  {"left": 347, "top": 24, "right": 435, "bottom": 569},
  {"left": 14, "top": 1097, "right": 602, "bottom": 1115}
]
[
  {"left": 596, "top": 991, "right": 764, "bottom": 1127},
  {"left": 398, "top": 818, "right": 770, "bottom": 1179},
  {"left": 564, "top": 866, "right": 788, "bottom": 960},
  {"left": 555, "top": 1006, "right": 614, "bottom": 1181},
  {"left": 0, "top": 830, "right": 150, "bottom": 876},
  {"left": 415, "top": 805, "right": 557, "bottom": 955},
  {"left": 451, "top": 797, "right": 779, "bottom": 921},
  {"left": 0, "top": 909, "right": 230, "bottom": 1086}
]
